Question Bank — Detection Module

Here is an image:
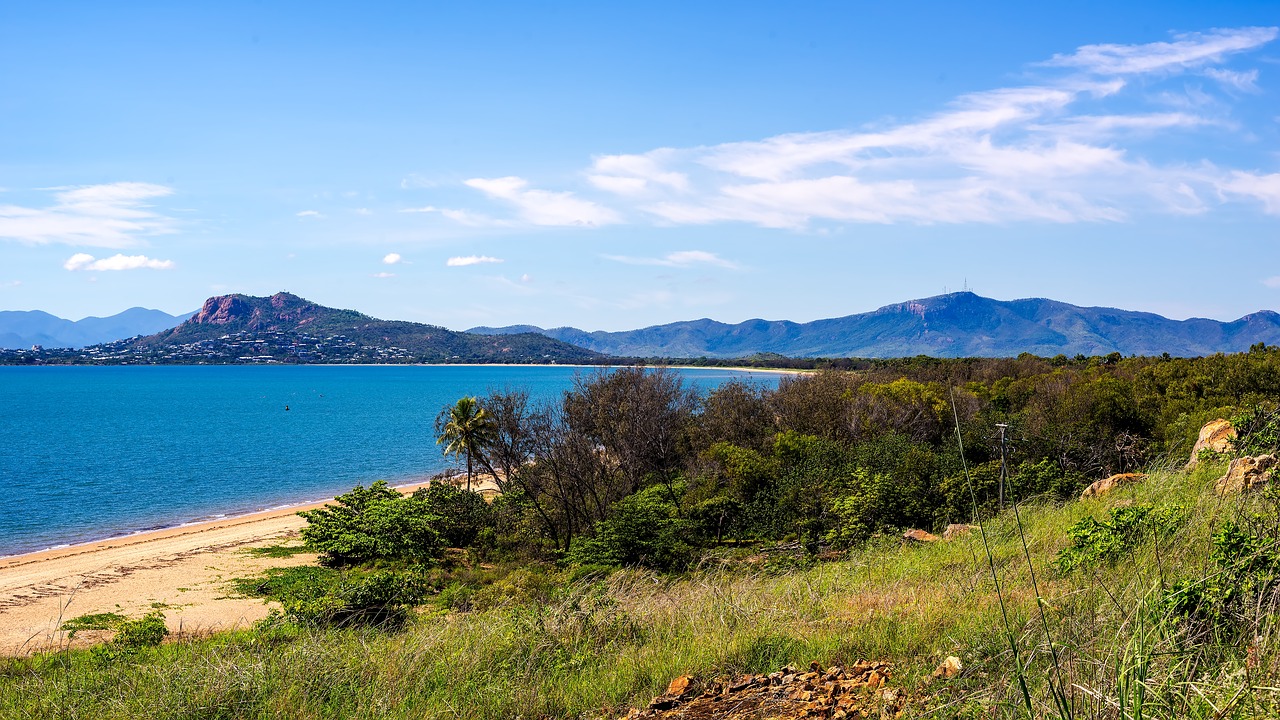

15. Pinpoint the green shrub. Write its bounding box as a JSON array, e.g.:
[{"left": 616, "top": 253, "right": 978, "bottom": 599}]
[
  {"left": 235, "top": 564, "right": 428, "bottom": 628},
  {"left": 1230, "top": 404, "right": 1280, "bottom": 456},
  {"left": 568, "top": 484, "right": 693, "bottom": 571},
  {"left": 112, "top": 612, "right": 168, "bottom": 648},
  {"left": 470, "top": 567, "right": 562, "bottom": 610},
  {"left": 299, "top": 480, "right": 443, "bottom": 566},
  {"left": 282, "top": 570, "right": 429, "bottom": 627},
  {"left": 412, "top": 482, "right": 494, "bottom": 548},
  {"left": 1165, "top": 515, "right": 1280, "bottom": 637},
  {"left": 687, "top": 495, "right": 744, "bottom": 543},
  {"left": 1055, "top": 503, "right": 1186, "bottom": 573}
]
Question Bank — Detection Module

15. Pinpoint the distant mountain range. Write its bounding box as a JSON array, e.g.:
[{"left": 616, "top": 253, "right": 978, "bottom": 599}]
[
  {"left": 469, "top": 292, "right": 1280, "bottom": 358},
  {"left": 127, "top": 292, "right": 601, "bottom": 362},
  {"left": 0, "top": 307, "right": 194, "bottom": 349},
  {"left": 9, "top": 291, "right": 1280, "bottom": 360}
]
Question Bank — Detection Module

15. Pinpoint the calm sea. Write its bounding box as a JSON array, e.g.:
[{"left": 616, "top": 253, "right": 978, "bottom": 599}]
[{"left": 0, "top": 365, "right": 780, "bottom": 556}]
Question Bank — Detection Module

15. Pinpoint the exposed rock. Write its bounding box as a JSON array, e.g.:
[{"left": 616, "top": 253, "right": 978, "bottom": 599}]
[
  {"left": 1214, "top": 455, "right": 1277, "bottom": 495},
  {"left": 931, "top": 656, "right": 963, "bottom": 679},
  {"left": 1080, "top": 473, "right": 1147, "bottom": 500},
  {"left": 942, "top": 524, "right": 977, "bottom": 541},
  {"left": 902, "top": 529, "right": 940, "bottom": 543},
  {"left": 624, "top": 661, "right": 903, "bottom": 719},
  {"left": 1187, "top": 419, "right": 1236, "bottom": 469}
]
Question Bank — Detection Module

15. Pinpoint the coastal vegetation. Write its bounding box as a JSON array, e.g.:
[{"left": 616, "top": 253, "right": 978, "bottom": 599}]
[{"left": 4, "top": 347, "right": 1280, "bottom": 717}]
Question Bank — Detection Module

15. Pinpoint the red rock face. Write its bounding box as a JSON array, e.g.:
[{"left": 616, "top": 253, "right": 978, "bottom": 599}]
[
  {"left": 191, "top": 295, "right": 252, "bottom": 325},
  {"left": 185, "top": 293, "right": 315, "bottom": 331}
]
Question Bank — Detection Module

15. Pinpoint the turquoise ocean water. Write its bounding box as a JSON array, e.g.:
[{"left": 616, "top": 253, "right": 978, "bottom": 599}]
[{"left": 0, "top": 365, "right": 780, "bottom": 556}]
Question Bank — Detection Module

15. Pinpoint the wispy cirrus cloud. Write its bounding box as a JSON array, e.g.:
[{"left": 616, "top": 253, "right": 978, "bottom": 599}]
[
  {"left": 463, "top": 176, "right": 620, "bottom": 227},
  {"left": 430, "top": 26, "right": 1279, "bottom": 230},
  {"left": 1221, "top": 172, "right": 1280, "bottom": 214},
  {"left": 1203, "top": 67, "right": 1261, "bottom": 92},
  {"left": 400, "top": 205, "right": 512, "bottom": 227},
  {"left": 603, "top": 250, "right": 739, "bottom": 269},
  {"left": 446, "top": 255, "right": 504, "bottom": 267},
  {"left": 1041, "top": 27, "right": 1278, "bottom": 75},
  {"left": 0, "top": 182, "right": 176, "bottom": 248},
  {"left": 63, "top": 253, "right": 175, "bottom": 271}
]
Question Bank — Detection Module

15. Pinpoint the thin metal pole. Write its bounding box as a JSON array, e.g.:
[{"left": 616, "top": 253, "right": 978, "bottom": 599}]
[{"left": 996, "top": 423, "right": 1008, "bottom": 510}]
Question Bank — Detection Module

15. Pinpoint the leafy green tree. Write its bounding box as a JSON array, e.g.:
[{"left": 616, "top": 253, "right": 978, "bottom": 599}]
[
  {"left": 568, "top": 484, "right": 693, "bottom": 571},
  {"left": 298, "top": 481, "right": 442, "bottom": 566},
  {"left": 437, "top": 396, "right": 498, "bottom": 491},
  {"left": 412, "top": 482, "right": 494, "bottom": 547}
]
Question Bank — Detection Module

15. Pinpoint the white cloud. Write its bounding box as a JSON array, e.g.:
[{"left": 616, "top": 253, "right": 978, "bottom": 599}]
[
  {"left": 446, "top": 255, "right": 504, "bottom": 267},
  {"left": 588, "top": 150, "right": 690, "bottom": 196},
  {"left": 604, "top": 250, "right": 740, "bottom": 269},
  {"left": 1204, "top": 67, "right": 1261, "bottom": 92},
  {"left": 1220, "top": 172, "right": 1280, "bottom": 214},
  {"left": 0, "top": 280, "right": 21, "bottom": 289},
  {"left": 296, "top": 210, "right": 322, "bottom": 218},
  {"left": 383, "top": 252, "right": 402, "bottom": 265},
  {"left": 0, "top": 182, "right": 176, "bottom": 248},
  {"left": 64, "top": 253, "right": 175, "bottom": 271},
  {"left": 371, "top": 272, "right": 396, "bottom": 279},
  {"left": 400, "top": 205, "right": 511, "bottom": 227},
  {"left": 451, "top": 27, "right": 1280, "bottom": 229},
  {"left": 1042, "top": 27, "right": 1277, "bottom": 75},
  {"left": 464, "top": 176, "right": 621, "bottom": 226},
  {"left": 1263, "top": 276, "right": 1280, "bottom": 289},
  {"left": 354, "top": 207, "right": 372, "bottom": 216}
]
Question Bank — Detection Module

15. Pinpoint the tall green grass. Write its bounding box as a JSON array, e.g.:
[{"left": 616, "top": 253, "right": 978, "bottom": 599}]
[{"left": 2, "top": 461, "right": 1277, "bottom": 719}]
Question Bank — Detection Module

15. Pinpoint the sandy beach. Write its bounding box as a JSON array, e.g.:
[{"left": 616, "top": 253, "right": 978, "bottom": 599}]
[{"left": 0, "top": 481, "right": 433, "bottom": 656}]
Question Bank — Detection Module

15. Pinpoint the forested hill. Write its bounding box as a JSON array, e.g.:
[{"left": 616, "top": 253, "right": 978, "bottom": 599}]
[
  {"left": 123, "top": 292, "right": 602, "bottom": 363},
  {"left": 468, "top": 291, "right": 1280, "bottom": 358}
]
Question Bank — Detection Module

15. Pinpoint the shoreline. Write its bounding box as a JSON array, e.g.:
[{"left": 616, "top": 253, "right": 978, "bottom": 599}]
[
  {"left": 2, "top": 362, "right": 810, "bottom": 373},
  {"left": 0, "top": 479, "right": 436, "bottom": 656},
  {"left": 0, "top": 479, "right": 434, "bottom": 569}
]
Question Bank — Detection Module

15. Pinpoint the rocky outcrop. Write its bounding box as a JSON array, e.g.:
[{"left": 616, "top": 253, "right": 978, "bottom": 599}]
[
  {"left": 1080, "top": 473, "right": 1147, "bottom": 499},
  {"left": 190, "top": 295, "right": 254, "bottom": 326},
  {"left": 1187, "top": 419, "right": 1236, "bottom": 469},
  {"left": 942, "top": 524, "right": 977, "bottom": 541},
  {"left": 1214, "top": 455, "right": 1277, "bottom": 495},
  {"left": 902, "top": 529, "right": 939, "bottom": 543},
  {"left": 623, "top": 661, "right": 903, "bottom": 719}
]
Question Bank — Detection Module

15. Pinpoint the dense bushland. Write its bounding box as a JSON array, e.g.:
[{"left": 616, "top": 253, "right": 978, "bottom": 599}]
[{"left": 440, "top": 347, "right": 1280, "bottom": 569}]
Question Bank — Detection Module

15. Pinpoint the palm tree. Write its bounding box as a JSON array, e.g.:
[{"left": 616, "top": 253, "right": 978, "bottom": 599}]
[{"left": 436, "top": 396, "right": 497, "bottom": 492}]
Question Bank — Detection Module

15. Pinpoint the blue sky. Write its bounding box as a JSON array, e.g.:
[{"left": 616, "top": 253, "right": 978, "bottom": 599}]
[{"left": 2, "top": 2, "right": 1278, "bottom": 330}]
